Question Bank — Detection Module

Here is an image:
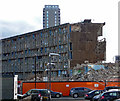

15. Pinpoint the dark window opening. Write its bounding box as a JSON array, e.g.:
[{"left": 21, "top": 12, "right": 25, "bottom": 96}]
[{"left": 70, "top": 42, "right": 72, "bottom": 50}]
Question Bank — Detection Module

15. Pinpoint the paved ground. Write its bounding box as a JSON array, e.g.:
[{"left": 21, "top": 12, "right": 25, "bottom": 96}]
[
  {"left": 51, "top": 97, "right": 89, "bottom": 101},
  {"left": 19, "top": 97, "right": 90, "bottom": 101}
]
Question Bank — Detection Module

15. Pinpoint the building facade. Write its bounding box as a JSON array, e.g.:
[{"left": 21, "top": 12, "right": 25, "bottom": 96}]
[
  {"left": 43, "top": 5, "right": 60, "bottom": 29},
  {"left": 1, "top": 20, "right": 106, "bottom": 80}
]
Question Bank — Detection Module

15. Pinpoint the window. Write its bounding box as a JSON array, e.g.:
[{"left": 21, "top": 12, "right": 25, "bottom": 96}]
[
  {"left": 69, "top": 25, "right": 71, "bottom": 32},
  {"left": 75, "top": 88, "right": 83, "bottom": 90},
  {"left": 9, "top": 59, "right": 11, "bottom": 63},
  {"left": 41, "top": 40, "right": 42, "bottom": 45},
  {"left": 84, "top": 88, "right": 90, "bottom": 91},
  {"left": 59, "top": 45, "right": 61, "bottom": 49},
  {"left": 79, "top": 88, "right": 84, "bottom": 90},
  {"left": 32, "top": 90, "right": 39, "bottom": 93},
  {"left": 41, "top": 32, "right": 42, "bottom": 38},
  {"left": 45, "top": 47, "right": 47, "bottom": 53},
  {"left": 18, "top": 59, "right": 20, "bottom": 62},
  {"left": 103, "top": 93, "right": 109, "bottom": 97},
  {"left": 70, "top": 42, "right": 72, "bottom": 50},
  {"left": 49, "top": 30, "right": 51, "bottom": 36},
  {"left": 33, "top": 34, "right": 35, "bottom": 39},
  {"left": 29, "top": 50, "right": 31, "bottom": 54},
  {"left": 18, "top": 37, "right": 20, "bottom": 41},
  {"left": 95, "top": 91, "right": 100, "bottom": 94},
  {"left": 109, "top": 92, "right": 117, "bottom": 96},
  {"left": 12, "top": 52, "right": 14, "bottom": 56},
  {"left": 15, "top": 52, "right": 17, "bottom": 56},
  {"left": 41, "top": 47, "right": 43, "bottom": 53},
  {"left": 14, "top": 46, "right": 16, "bottom": 49},
  {"left": 25, "top": 35, "right": 27, "bottom": 40},
  {"left": 26, "top": 90, "right": 32, "bottom": 95},
  {"left": 25, "top": 57, "right": 27, "bottom": 61},
  {"left": 69, "top": 52, "right": 72, "bottom": 59},
  {"left": 25, "top": 50, "right": 27, "bottom": 54},
  {"left": 61, "top": 45, "right": 63, "bottom": 49}
]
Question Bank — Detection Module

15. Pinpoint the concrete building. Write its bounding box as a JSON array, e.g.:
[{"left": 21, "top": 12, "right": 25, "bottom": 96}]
[
  {"left": 1, "top": 20, "right": 106, "bottom": 80},
  {"left": 43, "top": 5, "right": 60, "bottom": 29}
]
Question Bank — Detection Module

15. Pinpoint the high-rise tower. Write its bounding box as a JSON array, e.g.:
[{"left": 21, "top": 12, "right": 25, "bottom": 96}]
[{"left": 43, "top": 5, "right": 60, "bottom": 28}]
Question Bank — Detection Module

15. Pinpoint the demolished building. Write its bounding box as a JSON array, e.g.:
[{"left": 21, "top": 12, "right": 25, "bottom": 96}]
[{"left": 1, "top": 19, "right": 106, "bottom": 80}]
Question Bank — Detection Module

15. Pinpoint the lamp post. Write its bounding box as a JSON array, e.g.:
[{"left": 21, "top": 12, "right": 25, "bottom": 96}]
[
  {"left": 34, "top": 37, "right": 37, "bottom": 89},
  {"left": 48, "top": 53, "right": 60, "bottom": 91},
  {"left": 35, "top": 54, "right": 36, "bottom": 89}
]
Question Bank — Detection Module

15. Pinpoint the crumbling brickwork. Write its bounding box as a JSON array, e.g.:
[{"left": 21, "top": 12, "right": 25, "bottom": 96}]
[{"left": 70, "top": 21, "right": 106, "bottom": 67}]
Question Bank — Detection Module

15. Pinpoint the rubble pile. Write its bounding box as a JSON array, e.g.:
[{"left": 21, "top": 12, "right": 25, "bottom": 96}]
[
  {"left": 24, "top": 63, "right": 119, "bottom": 82},
  {"left": 70, "top": 65, "right": 119, "bottom": 81}
]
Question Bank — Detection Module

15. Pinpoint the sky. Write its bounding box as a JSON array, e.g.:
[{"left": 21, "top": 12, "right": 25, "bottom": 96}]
[{"left": 0, "top": 0, "right": 119, "bottom": 62}]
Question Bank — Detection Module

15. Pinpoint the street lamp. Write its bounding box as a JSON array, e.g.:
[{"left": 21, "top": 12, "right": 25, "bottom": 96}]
[
  {"left": 48, "top": 53, "right": 60, "bottom": 91},
  {"left": 34, "top": 37, "right": 37, "bottom": 89},
  {"left": 49, "top": 53, "right": 60, "bottom": 57},
  {"left": 47, "top": 63, "right": 55, "bottom": 65},
  {"left": 35, "top": 54, "right": 37, "bottom": 89}
]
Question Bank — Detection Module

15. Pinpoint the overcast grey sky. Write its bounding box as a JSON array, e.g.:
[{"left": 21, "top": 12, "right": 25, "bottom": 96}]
[{"left": 0, "top": 0, "right": 119, "bottom": 62}]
